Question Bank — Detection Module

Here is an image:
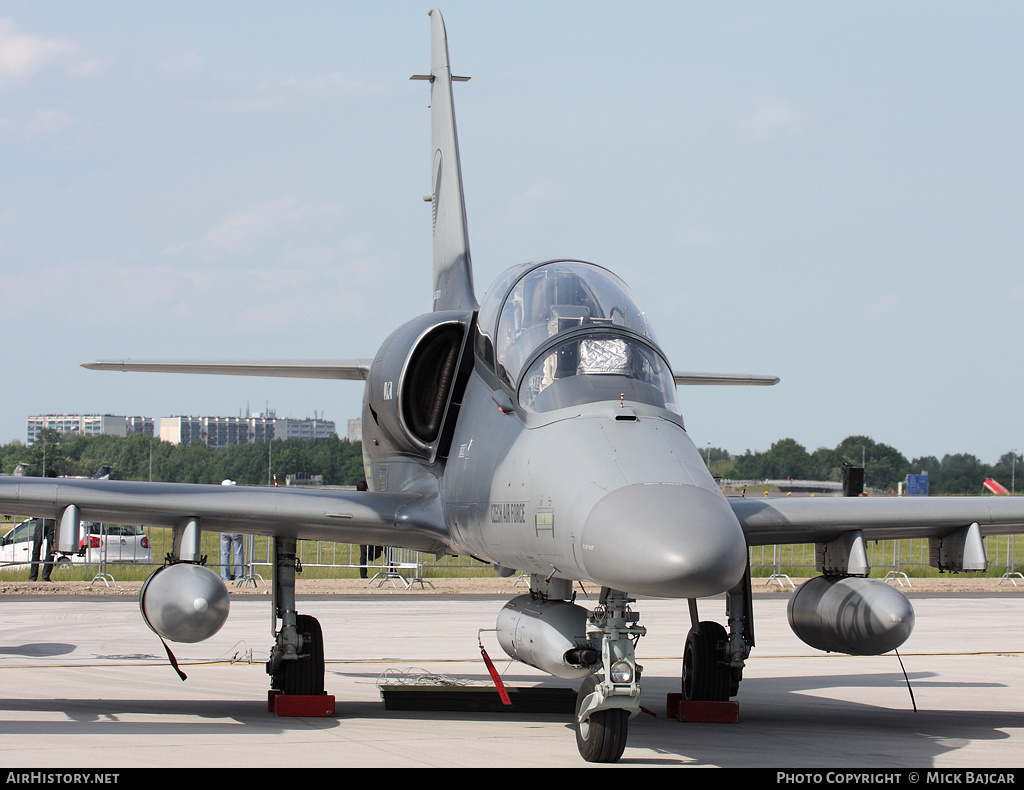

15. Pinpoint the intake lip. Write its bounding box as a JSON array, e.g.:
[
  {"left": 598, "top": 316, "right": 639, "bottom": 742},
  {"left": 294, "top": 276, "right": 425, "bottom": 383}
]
[{"left": 580, "top": 483, "right": 748, "bottom": 598}]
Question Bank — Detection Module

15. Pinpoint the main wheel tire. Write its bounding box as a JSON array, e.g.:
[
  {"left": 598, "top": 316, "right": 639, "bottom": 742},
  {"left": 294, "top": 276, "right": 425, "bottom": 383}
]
[
  {"left": 575, "top": 674, "right": 628, "bottom": 763},
  {"left": 682, "top": 620, "right": 731, "bottom": 701},
  {"left": 281, "top": 614, "right": 325, "bottom": 696}
]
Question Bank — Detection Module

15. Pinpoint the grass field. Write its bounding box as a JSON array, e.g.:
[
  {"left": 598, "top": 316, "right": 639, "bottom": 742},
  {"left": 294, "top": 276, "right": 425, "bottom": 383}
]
[{"left": 3, "top": 520, "right": 1022, "bottom": 584}]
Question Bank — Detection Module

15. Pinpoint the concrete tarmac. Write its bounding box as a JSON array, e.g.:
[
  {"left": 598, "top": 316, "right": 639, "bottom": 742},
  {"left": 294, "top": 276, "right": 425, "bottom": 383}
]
[{"left": 0, "top": 590, "right": 1022, "bottom": 768}]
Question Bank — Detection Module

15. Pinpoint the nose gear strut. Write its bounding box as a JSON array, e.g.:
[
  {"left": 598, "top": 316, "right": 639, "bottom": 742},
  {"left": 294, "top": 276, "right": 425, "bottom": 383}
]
[{"left": 574, "top": 588, "right": 646, "bottom": 763}]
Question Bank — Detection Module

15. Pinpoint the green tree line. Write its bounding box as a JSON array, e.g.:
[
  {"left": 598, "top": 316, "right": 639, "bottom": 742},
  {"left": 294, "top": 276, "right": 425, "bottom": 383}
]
[
  {"left": 3, "top": 429, "right": 1020, "bottom": 496},
  {"left": 0, "top": 429, "right": 366, "bottom": 487},
  {"left": 706, "top": 434, "right": 1022, "bottom": 495}
]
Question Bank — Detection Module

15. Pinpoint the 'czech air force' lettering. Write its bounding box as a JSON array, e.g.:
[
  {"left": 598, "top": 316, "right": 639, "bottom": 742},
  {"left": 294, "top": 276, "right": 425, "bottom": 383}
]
[{"left": 490, "top": 502, "right": 527, "bottom": 524}]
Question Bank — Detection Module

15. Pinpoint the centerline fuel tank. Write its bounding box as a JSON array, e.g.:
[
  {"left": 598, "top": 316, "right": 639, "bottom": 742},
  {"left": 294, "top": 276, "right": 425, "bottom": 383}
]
[{"left": 496, "top": 594, "right": 600, "bottom": 679}]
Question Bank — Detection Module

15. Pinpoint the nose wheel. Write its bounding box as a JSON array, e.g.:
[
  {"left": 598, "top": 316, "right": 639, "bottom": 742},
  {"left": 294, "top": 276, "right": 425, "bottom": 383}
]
[{"left": 574, "top": 674, "right": 629, "bottom": 763}]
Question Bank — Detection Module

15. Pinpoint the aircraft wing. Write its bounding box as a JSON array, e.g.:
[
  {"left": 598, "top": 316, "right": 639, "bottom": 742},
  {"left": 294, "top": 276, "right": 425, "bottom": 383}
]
[
  {"left": 673, "top": 371, "right": 779, "bottom": 386},
  {"left": 731, "top": 494, "right": 1024, "bottom": 546},
  {"left": 0, "top": 476, "right": 448, "bottom": 553},
  {"left": 82, "top": 359, "right": 373, "bottom": 380}
]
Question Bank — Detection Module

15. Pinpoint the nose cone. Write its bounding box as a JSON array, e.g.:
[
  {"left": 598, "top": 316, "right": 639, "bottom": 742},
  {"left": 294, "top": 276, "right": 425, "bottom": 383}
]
[{"left": 581, "top": 483, "right": 747, "bottom": 598}]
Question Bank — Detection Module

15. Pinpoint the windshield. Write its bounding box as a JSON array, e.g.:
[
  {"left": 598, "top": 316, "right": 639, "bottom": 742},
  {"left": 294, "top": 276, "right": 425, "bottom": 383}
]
[
  {"left": 493, "top": 261, "right": 658, "bottom": 387},
  {"left": 519, "top": 333, "right": 677, "bottom": 413}
]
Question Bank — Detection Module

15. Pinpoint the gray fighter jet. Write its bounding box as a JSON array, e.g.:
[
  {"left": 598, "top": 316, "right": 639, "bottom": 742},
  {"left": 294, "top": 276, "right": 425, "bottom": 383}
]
[{"left": 3, "top": 9, "right": 1023, "bottom": 763}]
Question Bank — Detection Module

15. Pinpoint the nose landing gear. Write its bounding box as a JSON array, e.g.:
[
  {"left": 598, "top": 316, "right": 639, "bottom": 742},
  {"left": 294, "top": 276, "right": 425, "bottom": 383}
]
[{"left": 574, "top": 588, "right": 646, "bottom": 763}]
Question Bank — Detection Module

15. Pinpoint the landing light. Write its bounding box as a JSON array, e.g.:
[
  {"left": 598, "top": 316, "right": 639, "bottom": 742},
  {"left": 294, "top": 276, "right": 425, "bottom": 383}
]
[{"left": 610, "top": 660, "right": 633, "bottom": 685}]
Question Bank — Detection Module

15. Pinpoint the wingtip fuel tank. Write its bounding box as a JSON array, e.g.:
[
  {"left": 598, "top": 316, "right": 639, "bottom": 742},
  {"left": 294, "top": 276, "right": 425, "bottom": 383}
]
[
  {"left": 787, "top": 576, "right": 915, "bottom": 655},
  {"left": 140, "top": 563, "right": 230, "bottom": 644}
]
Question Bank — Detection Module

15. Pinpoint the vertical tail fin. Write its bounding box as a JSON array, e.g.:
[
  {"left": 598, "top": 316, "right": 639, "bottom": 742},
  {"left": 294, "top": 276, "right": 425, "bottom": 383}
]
[{"left": 413, "top": 8, "right": 477, "bottom": 312}]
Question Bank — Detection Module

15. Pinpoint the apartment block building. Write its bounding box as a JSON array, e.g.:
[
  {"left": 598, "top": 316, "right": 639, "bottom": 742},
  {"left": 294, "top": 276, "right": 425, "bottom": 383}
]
[
  {"left": 28, "top": 412, "right": 337, "bottom": 448},
  {"left": 159, "top": 411, "right": 336, "bottom": 448},
  {"left": 27, "top": 414, "right": 152, "bottom": 444}
]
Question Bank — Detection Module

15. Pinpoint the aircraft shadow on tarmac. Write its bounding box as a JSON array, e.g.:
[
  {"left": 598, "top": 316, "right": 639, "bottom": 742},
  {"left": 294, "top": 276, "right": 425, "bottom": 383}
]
[
  {"left": 0, "top": 668, "right": 1019, "bottom": 766},
  {"left": 0, "top": 643, "right": 77, "bottom": 658},
  {"left": 0, "top": 698, "right": 331, "bottom": 737},
  {"left": 325, "top": 666, "right": 1024, "bottom": 765},
  {"left": 631, "top": 670, "right": 1023, "bottom": 766}
]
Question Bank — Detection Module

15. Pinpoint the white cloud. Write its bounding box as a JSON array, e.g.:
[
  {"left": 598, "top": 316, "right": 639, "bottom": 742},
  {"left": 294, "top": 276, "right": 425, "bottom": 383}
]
[
  {"left": 159, "top": 51, "right": 206, "bottom": 77},
  {"left": 22, "top": 107, "right": 76, "bottom": 139},
  {"left": 213, "top": 72, "right": 388, "bottom": 115},
  {"left": 1010, "top": 283, "right": 1024, "bottom": 303},
  {"left": 683, "top": 227, "right": 718, "bottom": 249},
  {"left": 167, "top": 197, "right": 346, "bottom": 260},
  {"left": 279, "top": 71, "right": 383, "bottom": 101},
  {"left": 869, "top": 292, "right": 900, "bottom": 315},
  {"left": 737, "top": 96, "right": 804, "bottom": 142},
  {"left": 0, "top": 18, "right": 99, "bottom": 84},
  {"left": 496, "top": 180, "right": 569, "bottom": 233},
  {"left": 148, "top": 195, "right": 414, "bottom": 331}
]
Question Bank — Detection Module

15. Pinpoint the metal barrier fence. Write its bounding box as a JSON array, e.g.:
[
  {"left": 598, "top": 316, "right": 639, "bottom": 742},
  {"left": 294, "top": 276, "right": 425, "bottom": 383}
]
[
  {"left": 750, "top": 535, "right": 1024, "bottom": 587},
  {"left": 5, "top": 520, "right": 1024, "bottom": 587},
  {"left": 242, "top": 540, "right": 490, "bottom": 588}
]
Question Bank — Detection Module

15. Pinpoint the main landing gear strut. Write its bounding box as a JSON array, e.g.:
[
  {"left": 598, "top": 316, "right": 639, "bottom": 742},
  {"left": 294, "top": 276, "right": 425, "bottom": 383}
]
[
  {"left": 266, "top": 538, "right": 326, "bottom": 698},
  {"left": 682, "top": 566, "right": 753, "bottom": 703}
]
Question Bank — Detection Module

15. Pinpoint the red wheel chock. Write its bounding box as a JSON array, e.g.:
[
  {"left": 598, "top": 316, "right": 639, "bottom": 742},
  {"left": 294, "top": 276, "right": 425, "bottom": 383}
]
[
  {"left": 268, "top": 690, "right": 336, "bottom": 717},
  {"left": 665, "top": 694, "right": 738, "bottom": 723}
]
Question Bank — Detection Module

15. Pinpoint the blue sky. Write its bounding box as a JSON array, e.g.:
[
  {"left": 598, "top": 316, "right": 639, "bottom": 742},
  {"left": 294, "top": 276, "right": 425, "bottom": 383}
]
[{"left": 1, "top": 2, "right": 1021, "bottom": 465}]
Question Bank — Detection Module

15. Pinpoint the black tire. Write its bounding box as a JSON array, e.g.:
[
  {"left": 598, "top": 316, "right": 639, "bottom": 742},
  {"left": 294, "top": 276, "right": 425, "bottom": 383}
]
[
  {"left": 682, "top": 620, "right": 731, "bottom": 701},
  {"left": 282, "top": 614, "right": 325, "bottom": 696},
  {"left": 575, "top": 674, "right": 628, "bottom": 763}
]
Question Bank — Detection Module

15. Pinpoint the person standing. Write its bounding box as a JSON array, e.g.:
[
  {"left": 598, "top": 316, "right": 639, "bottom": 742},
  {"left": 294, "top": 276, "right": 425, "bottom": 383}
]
[
  {"left": 28, "top": 518, "right": 55, "bottom": 582},
  {"left": 355, "top": 480, "right": 381, "bottom": 579},
  {"left": 219, "top": 479, "right": 244, "bottom": 581},
  {"left": 220, "top": 532, "right": 244, "bottom": 581}
]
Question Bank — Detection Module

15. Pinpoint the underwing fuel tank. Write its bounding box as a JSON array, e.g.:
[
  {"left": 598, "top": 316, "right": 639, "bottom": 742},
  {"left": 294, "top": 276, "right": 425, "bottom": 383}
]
[
  {"left": 140, "top": 563, "right": 230, "bottom": 644},
  {"left": 496, "top": 595, "right": 601, "bottom": 679},
  {"left": 787, "top": 576, "right": 915, "bottom": 655}
]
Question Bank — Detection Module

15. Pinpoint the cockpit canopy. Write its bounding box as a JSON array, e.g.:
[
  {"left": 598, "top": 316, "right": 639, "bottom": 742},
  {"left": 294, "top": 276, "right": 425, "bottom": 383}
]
[{"left": 475, "top": 260, "right": 677, "bottom": 413}]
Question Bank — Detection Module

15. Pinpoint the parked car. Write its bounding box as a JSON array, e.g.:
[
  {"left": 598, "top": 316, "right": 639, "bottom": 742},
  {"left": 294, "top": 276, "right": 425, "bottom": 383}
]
[
  {"left": 0, "top": 518, "right": 43, "bottom": 568},
  {"left": 80, "top": 522, "right": 152, "bottom": 565},
  {"left": 1, "top": 518, "right": 152, "bottom": 569}
]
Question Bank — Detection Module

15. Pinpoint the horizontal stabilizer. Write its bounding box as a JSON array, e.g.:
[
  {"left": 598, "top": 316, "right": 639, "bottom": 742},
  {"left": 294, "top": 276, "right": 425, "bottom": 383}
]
[
  {"left": 673, "top": 371, "right": 779, "bottom": 386},
  {"left": 82, "top": 359, "right": 372, "bottom": 381}
]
